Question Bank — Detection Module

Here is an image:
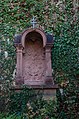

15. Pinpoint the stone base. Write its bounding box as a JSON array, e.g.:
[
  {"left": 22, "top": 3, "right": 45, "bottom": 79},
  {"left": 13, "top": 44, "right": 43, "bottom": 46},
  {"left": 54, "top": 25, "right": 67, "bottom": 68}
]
[
  {"left": 10, "top": 84, "right": 58, "bottom": 100},
  {"left": 16, "top": 79, "right": 24, "bottom": 85},
  {"left": 45, "top": 76, "right": 54, "bottom": 85},
  {"left": 43, "top": 89, "right": 56, "bottom": 100},
  {"left": 29, "top": 84, "right": 58, "bottom": 100}
]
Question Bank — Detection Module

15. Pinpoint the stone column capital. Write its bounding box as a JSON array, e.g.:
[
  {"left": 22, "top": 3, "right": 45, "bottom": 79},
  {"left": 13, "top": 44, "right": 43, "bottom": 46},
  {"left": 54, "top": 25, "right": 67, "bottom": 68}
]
[
  {"left": 16, "top": 43, "right": 23, "bottom": 50},
  {"left": 45, "top": 45, "right": 53, "bottom": 53}
]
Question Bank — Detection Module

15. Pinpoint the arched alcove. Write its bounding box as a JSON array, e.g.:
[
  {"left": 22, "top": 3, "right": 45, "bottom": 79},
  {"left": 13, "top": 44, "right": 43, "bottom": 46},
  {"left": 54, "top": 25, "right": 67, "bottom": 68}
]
[
  {"left": 21, "top": 28, "right": 47, "bottom": 48},
  {"left": 22, "top": 31, "right": 46, "bottom": 85},
  {"left": 14, "top": 28, "right": 58, "bottom": 99}
]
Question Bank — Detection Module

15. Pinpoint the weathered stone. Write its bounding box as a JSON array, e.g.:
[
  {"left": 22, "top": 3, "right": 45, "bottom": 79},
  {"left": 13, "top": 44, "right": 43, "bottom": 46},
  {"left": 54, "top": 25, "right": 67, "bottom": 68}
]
[{"left": 14, "top": 28, "right": 58, "bottom": 99}]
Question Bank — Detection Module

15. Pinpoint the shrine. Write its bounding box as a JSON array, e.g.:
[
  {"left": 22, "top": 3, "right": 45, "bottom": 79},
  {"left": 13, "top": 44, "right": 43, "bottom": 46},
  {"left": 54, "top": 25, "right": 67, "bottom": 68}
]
[{"left": 14, "top": 26, "right": 58, "bottom": 99}]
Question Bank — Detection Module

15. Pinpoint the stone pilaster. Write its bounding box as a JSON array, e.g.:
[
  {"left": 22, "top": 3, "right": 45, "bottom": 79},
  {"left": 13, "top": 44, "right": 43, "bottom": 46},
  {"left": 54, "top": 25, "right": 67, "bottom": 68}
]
[
  {"left": 16, "top": 44, "right": 24, "bottom": 84},
  {"left": 45, "top": 45, "right": 54, "bottom": 84}
]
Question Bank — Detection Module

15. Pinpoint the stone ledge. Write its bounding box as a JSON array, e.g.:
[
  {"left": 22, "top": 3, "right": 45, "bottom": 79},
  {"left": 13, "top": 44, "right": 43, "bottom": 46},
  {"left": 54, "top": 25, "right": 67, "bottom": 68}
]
[
  {"left": 28, "top": 84, "right": 58, "bottom": 89},
  {"left": 10, "top": 84, "right": 58, "bottom": 90}
]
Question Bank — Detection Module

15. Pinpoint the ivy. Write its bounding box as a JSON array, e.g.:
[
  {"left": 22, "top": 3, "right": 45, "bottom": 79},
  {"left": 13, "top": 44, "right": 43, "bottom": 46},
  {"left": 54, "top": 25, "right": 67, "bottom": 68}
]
[{"left": 0, "top": 0, "right": 79, "bottom": 118}]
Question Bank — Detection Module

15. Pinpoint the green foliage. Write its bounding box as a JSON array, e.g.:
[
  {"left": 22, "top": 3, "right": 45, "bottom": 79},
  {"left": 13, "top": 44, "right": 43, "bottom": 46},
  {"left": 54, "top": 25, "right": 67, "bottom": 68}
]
[
  {"left": 9, "top": 87, "right": 38, "bottom": 114},
  {"left": 0, "top": 0, "right": 79, "bottom": 119},
  {"left": 0, "top": 86, "right": 57, "bottom": 119},
  {"left": 52, "top": 1, "right": 79, "bottom": 118},
  {"left": 0, "top": 113, "right": 22, "bottom": 119}
]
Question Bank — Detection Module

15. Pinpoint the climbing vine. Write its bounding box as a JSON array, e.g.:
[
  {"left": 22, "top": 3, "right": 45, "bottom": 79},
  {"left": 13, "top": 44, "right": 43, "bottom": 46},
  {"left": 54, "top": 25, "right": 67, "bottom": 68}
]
[{"left": 0, "top": 0, "right": 79, "bottom": 118}]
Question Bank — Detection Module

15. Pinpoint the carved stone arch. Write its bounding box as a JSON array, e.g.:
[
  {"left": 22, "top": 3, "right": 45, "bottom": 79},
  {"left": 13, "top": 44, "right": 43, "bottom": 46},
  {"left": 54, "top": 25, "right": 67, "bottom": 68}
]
[
  {"left": 14, "top": 27, "right": 58, "bottom": 99},
  {"left": 21, "top": 28, "right": 47, "bottom": 48}
]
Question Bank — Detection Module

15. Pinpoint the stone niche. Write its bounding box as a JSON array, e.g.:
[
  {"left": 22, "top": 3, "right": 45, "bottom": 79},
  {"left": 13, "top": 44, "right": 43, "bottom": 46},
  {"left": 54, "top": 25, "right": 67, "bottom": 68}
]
[{"left": 14, "top": 28, "right": 58, "bottom": 99}]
